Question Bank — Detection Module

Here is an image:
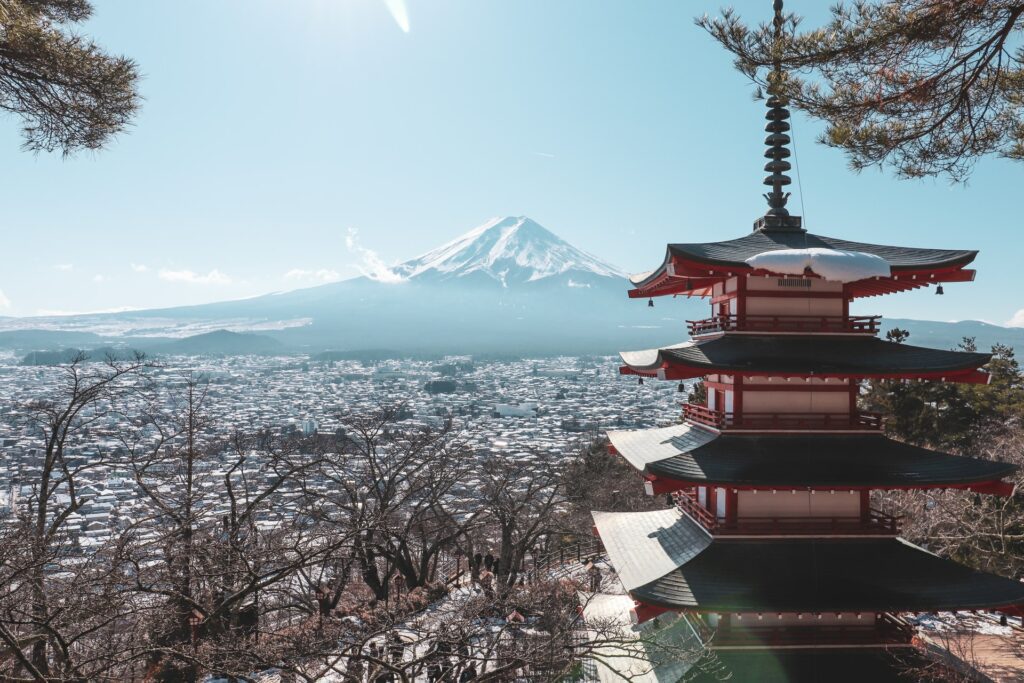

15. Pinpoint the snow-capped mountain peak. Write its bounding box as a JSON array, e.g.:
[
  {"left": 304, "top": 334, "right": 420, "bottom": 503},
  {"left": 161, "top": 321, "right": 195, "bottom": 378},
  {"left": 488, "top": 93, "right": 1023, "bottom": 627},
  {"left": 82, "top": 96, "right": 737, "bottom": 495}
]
[{"left": 392, "top": 216, "right": 625, "bottom": 286}]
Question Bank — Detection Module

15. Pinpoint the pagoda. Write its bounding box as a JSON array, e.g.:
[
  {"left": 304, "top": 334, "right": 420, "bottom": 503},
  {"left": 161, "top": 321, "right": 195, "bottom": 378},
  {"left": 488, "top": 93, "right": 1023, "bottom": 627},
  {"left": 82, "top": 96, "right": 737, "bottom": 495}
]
[{"left": 590, "top": 2, "right": 1024, "bottom": 680}]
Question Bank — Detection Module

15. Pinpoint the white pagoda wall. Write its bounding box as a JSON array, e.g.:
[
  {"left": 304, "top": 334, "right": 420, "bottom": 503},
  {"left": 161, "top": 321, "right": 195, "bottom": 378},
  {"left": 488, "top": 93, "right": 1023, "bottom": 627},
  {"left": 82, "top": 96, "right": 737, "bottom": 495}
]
[
  {"left": 736, "top": 490, "right": 861, "bottom": 518},
  {"left": 742, "top": 391, "right": 849, "bottom": 414}
]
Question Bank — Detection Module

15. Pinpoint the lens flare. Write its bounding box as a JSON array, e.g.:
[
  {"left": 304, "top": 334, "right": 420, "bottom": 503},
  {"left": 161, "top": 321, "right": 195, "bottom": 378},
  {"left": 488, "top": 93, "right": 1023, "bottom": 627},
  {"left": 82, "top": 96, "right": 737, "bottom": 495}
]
[{"left": 382, "top": 0, "right": 410, "bottom": 33}]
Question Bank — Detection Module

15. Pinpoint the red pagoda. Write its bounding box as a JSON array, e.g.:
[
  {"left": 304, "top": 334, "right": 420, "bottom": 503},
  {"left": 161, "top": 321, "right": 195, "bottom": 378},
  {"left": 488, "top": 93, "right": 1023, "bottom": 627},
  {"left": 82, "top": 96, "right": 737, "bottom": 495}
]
[{"left": 591, "top": 2, "right": 1024, "bottom": 680}]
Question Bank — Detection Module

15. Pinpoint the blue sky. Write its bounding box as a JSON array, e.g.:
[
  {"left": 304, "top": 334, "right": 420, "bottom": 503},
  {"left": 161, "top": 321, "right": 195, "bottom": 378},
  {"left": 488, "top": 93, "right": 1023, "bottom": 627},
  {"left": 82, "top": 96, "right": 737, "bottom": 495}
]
[{"left": 0, "top": 0, "right": 1020, "bottom": 326}]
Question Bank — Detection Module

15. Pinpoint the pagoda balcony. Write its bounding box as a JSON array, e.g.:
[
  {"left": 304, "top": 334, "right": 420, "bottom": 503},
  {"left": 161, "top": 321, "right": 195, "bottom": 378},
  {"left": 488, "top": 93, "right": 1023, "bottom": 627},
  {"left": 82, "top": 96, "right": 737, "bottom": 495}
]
[
  {"left": 682, "top": 403, "right": 883, "bottom": 432},
  {"left": 687, "top": 314, "right": 881, "bottom": 337},
  {"left": 704, "top": 613, "right": 916, "bottom": 648},
  {"left": 675, "top": 490, "right": 901, "bottom": 537}
]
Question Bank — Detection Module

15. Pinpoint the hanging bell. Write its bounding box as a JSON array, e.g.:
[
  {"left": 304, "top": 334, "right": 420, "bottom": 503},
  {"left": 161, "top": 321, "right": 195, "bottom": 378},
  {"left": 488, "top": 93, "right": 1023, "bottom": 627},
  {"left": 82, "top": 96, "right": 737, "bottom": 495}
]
[
  {"left": 648, "top": 298, "right": 655, "bottom": 307},
  {"left": 677, "top": 382, "right": 686, "bottom": 393},
  {"left": 935, "top": 285, "right": 944, "bottom": 295},
  {"left": 638, "top": 377, "right": 644, "bottom": 386}
]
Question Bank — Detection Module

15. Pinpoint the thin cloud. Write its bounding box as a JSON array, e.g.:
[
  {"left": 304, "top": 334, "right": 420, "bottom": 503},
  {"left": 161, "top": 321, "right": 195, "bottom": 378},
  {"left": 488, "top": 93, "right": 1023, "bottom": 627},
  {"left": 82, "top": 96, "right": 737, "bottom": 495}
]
[
  {"left": 93, "top": 274, "right": 106, "bottom": 283},
  {"left": 532, "top": 151, "right": 556, "bottom": 158},
  {"left": 35, "top": 306, "right": 138, "bottom": 317},
  {"left": 1007, "top": 309, "right": 1024, "bottom": 327},
  {"left": 54, "top": 264, "right": 74, "bottom": 271},
  {"left": 284, "top": 268, "right": 342, "bottom": 284},
  {"left": 159, "top": 268, "right": 232, "bottom": 285},
  {"left": 131, "top": 263, "right": 148, "bottom": 273},
  {"left": 0, "top": 289, "right": 10, "bottom": 310},
  {"left": 345, "top": 228, "right": 405, "bottom": 284}
]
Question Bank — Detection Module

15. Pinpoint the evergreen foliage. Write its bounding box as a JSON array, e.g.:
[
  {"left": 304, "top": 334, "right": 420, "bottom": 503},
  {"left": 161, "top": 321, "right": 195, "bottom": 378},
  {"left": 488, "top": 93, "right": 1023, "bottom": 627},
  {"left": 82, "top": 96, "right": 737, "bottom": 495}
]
[{"left": 699, "top": 1, "right": 1024, "bottom": 180}]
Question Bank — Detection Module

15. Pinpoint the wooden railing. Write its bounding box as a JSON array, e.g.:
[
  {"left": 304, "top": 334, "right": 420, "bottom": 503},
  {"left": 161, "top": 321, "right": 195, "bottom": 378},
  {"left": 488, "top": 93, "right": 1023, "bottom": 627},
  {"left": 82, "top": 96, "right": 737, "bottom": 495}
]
[
  {"left": 713, "top": 509, "right": 901, "bottom": 536},
  {"left": 676, "top": 489, "right": 901, "bottom": 536},
  {"left": 710, "top": 613, "right": 915, "bottom": 648},
  {"left": 682, "top": 403, "right": 883, "bottom": 432},
  {"left": 674, "top": 489, "right": 718, "bottom": 530},
  {"left": 687, "top": 314, "right": 881, "bottom": 336}
]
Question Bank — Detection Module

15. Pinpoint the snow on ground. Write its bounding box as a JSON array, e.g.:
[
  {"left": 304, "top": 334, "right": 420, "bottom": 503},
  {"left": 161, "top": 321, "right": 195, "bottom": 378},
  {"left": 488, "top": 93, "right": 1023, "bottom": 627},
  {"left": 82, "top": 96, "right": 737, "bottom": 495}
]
[
  {"left": 745, "top": 248, "right": 891, "bottom": 283},
  {"left": 910, "top": 612, "right": 1017, "bottom": 637}
]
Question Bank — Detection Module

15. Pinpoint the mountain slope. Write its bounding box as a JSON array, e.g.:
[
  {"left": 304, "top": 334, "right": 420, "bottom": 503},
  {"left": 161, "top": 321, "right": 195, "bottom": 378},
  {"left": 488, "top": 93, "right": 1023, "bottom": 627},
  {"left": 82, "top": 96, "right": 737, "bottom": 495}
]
[
  {"left": 3, "top": 216, "right": 1023, "bottom": 356},
  {"left": 391, "top": 216, "right": 624, "bottom": 286}
]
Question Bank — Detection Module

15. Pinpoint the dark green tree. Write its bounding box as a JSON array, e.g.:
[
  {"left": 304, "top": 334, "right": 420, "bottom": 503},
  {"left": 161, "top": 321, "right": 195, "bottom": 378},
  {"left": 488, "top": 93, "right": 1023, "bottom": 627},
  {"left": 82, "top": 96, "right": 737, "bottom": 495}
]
[
  {"left": 699, "top": 1, "right": 1024, "bottom": 181},
  {"left": 862, "top": 330, "right": 1024, "bottom": 453},
  {"left": 0, "top": 0, "right": 140, "bottom": 153}
]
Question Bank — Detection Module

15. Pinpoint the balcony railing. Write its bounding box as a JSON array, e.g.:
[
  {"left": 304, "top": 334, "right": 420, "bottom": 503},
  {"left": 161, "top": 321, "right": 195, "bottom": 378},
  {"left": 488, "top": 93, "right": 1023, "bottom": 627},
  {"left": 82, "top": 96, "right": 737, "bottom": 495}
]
[
  {"left": 675, "top": 489, "right": 901, "bottom": 536},
  {"left": 708, "top": 613, "right": 915, "bottom": 648},
  {"left": 674, "top": 488, "right": 718, "bottom": 530},
  {"left": 687, "top": 314, "right": 881, "bottom": 336},
  {"left": 713, "top": 509, "right": 901, "bottom": 536},
  {"left": 682, "top": 403, "right": 883, "bottom": 432}
]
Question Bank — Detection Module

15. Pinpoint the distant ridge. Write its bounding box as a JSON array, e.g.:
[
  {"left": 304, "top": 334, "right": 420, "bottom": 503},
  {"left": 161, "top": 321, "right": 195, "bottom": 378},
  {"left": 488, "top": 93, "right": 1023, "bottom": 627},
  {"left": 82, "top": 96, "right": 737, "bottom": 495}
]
[{"left": 1, "top": 217, "right": 1022, "bottom": 356}]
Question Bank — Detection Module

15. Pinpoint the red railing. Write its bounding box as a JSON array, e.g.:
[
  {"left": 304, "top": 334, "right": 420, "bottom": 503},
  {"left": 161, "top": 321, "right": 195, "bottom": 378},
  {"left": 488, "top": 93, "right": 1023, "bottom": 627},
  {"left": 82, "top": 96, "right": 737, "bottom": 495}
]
[
  {"left": 682, "top": 403, "right": 883, "bottom": 432},
  {"left": 687, "top": 314, "right": 881, "bottom": 336},
  {"left": 713, "top": 509, "right": 901, "bottom": 536},
  {"left": 675, "top": 489, "right": 901, "bottom": 536},
  {"left": 674, "top": 489, "right": 718, "bottom": 530},
  {"left": 709, "top": 613, "right": 915, "bottom": 648},
  {"left": 682, "top": 403, "right": 726, "bottom": 428}
]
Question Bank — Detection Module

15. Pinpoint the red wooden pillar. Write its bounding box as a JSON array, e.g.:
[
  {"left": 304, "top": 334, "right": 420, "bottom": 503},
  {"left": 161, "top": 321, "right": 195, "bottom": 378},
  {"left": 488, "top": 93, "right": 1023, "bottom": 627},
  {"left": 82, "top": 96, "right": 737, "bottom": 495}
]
[
  {"left": 860, "top": 490, "right": 870, "bottom": 522},
  {"left": 736, "top": 275, "right": 747, "bottom": 327}
]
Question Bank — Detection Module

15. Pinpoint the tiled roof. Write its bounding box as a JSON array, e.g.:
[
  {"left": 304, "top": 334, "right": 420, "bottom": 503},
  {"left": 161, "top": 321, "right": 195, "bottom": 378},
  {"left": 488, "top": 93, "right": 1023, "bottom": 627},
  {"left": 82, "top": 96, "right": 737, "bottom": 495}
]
[
  {"left": 592, "top": 508, "right": 711, "bottom": 592},
  {"left": 606, "top": 423, "right": 717, "bottom": 471},
  {"left": 670, "top": 231, "right": 976, "bottom": 270},
  {"left": 620, "top": 335, "right": 991, "bottom": 377},
  {"left": 607, "top": 428, "right": 1017, "bottom": 488},
  {"left": 632, "top": 537, "right": 1024, "bottom": 613}
]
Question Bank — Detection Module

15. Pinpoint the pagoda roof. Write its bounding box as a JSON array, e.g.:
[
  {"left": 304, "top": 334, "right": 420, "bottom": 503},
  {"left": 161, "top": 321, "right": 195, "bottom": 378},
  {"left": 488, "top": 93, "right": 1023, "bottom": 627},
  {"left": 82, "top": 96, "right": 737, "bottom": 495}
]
[
  {"left": 687, "top": 647, "right": 937, "bottom": 683},
  {"left": 629, "top": 230, "right": 977, "bottom": 299},
  {"left": 607, "top": 424, "right": 1017, "bottom": 493},
  {"left": 667, "top": 231, "right": 975, "bottom": 272},
  {"left": 592, "top": 508, "right": 710, "bottom": 591},
  {"left": 630, "top": 536, "right": 1024, "bottom": 613},
  {"left": 619, "top": 335, "right": 991, "bottom": 382}
]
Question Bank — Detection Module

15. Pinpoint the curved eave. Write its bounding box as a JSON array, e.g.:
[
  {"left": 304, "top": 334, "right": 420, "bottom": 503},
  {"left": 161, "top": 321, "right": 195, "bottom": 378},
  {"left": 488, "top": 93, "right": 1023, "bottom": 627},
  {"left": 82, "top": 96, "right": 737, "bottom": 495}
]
[
  {"left": 629, "top": 537, "right": 1024, "bottom": 615},
  {"left": 618, "top": 336, "right": 992, "bottom": 384},
  {"left": 666, "top": 232, "right": 977, "bottom": 272},
  {"left": 628, "top": 233, "right": 978, "bottom": 300},
  {"left": 606, "top": 427, "right": 1017, "bottom": 495}
]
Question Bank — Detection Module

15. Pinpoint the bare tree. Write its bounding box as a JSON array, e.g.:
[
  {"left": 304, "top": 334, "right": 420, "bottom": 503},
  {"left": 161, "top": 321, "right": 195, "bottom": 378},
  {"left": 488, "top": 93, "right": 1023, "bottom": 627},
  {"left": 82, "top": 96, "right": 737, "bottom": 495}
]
[
  {"left": 0, "top": 352, "right": 148, "bottom": 680},
  {"left": 477, "top": 453, "right": 562, "bottom": 589},
  {"left": 318, "top": 406, "right": 477, "bottom": 600},
  {"left": 120, "top": 374, "right": 344, "bottom": 681}
]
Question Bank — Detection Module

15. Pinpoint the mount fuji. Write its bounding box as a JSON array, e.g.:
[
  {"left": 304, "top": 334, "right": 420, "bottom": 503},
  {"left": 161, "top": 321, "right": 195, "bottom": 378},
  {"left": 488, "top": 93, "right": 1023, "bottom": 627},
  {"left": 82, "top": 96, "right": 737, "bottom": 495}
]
[
  {"left": 0, "top": 217, "right": 695, "bottom": 355},
  {"left": 391, "top": 216, "right": 624, "bottom": 287}
]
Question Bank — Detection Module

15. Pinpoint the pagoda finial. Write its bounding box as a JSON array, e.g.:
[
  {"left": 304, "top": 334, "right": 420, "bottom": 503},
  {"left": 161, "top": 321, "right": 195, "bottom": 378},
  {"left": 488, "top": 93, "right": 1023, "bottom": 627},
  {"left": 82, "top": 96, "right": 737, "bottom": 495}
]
[{"left": 754, "top": 0, "right": 803, "bottom": 232}]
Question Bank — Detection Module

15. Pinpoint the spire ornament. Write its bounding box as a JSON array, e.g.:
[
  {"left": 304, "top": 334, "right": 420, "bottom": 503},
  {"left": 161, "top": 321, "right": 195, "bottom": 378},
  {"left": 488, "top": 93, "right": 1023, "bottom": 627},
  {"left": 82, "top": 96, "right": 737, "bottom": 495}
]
[{"left": 754, "top": 0, "right": 803, "bottom": 232}]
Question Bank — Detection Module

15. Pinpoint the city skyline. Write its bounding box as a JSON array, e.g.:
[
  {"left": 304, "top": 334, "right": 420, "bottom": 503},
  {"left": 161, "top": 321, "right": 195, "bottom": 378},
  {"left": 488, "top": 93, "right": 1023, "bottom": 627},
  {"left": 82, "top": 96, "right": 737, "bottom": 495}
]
[{"left": 1, "top": 0, "right": 1021, "bottom": 328}]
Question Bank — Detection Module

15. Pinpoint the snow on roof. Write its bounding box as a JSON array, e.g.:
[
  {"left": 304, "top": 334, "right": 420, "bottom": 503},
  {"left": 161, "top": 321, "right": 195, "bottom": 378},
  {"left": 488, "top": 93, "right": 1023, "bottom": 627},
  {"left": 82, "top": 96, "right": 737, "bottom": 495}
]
[
  {"left": 628, "top": 270, "right": 655, "bottom": 286},
  {"left": 745, "top": 247, "right": 891, "bottom": 283}
]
